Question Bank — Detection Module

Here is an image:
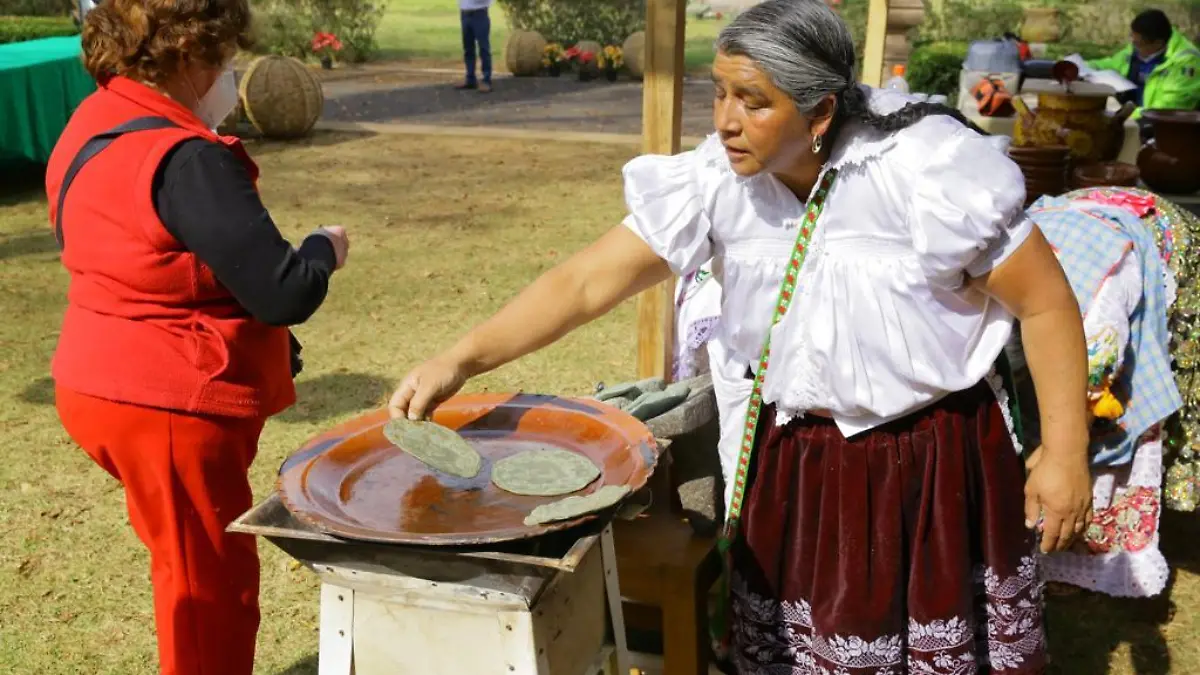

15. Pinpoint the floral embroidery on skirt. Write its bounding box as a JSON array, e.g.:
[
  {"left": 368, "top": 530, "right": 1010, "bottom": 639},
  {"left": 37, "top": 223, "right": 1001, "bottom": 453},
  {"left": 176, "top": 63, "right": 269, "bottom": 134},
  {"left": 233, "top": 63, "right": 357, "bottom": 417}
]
[{"left": 728, "top": 382, "right": 1047, "bottom": 674}]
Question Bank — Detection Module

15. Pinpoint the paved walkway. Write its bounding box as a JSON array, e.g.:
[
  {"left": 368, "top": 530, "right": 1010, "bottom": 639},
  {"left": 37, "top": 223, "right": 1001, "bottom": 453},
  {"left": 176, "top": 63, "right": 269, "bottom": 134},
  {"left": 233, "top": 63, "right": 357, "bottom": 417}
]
[{"left": 319, "top": 67, "right": 717, "bottom": 138}]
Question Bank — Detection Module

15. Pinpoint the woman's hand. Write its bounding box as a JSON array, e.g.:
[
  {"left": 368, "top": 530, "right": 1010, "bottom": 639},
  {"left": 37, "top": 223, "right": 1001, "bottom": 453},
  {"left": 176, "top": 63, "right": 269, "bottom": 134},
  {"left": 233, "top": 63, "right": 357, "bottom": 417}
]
[
  {"left": 388, "top": 355, "right": 470, "bottom": 420},
  {"left": 315, "top": 226, "right": 350, "bottom": 270},
  {"left": 1023, "top": 445, "right": 1093, "bottom": 553},
  {"left": 972, "top": 227, "right": 1092, "bottom": 553}
]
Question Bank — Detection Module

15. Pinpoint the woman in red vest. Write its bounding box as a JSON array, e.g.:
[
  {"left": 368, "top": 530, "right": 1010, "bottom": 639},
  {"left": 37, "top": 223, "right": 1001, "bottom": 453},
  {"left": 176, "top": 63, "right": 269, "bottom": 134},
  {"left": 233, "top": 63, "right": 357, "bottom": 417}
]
[{"left": 45, "top": 1, "right": 348, "bottom": 673}]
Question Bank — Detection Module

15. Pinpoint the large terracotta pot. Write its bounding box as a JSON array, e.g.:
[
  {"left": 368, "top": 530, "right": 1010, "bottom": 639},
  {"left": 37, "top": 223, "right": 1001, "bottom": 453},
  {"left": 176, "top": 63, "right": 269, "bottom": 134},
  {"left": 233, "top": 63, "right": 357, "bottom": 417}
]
[
  {"left": 1021, "top": 7, "right": 1061, "bottom": 44},
  {"left": 1138, "top": 110, "right": 1200, "bottom": 195},
  {"left": 1013, "top": 93, "right": 1126, "bottom": 162}
]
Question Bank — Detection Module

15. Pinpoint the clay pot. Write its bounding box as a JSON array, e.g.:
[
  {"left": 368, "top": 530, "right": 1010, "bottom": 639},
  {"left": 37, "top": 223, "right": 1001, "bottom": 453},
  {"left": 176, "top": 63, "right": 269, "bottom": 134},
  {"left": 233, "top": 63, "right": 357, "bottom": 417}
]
[
  {"left": 1021, "top": 164, "right": 1068, "bottom": 181},
  {"left": 1021, "top": 7, "right": 1062, "bottom": 44},
  {"left": 1008, "top": 145, "right": 1070, "bottom": 164},
  {"left": 1014, "top": 93, "right": 1126, "bottom": 163},
  {"left": 1071, "top": 161, "right": 1140, "bottom": 189},
  {"left": 1137, "top": 110, "right": 1200, "bottom": 195}
]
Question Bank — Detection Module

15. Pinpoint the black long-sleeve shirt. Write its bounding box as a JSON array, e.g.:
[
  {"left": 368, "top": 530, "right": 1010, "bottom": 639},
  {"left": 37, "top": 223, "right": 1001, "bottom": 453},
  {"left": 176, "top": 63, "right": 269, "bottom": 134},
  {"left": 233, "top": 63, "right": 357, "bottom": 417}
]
[{"left": 151, "top": 139, "right": 335, "bottom": 327}]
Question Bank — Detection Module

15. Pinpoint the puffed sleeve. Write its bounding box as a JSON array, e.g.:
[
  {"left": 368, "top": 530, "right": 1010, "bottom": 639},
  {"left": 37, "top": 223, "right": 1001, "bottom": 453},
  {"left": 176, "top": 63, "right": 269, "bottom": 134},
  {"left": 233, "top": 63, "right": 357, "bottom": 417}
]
[
  {"left": 907, "top": 127, "right": 1034, "bottom": 282},
  {"left": 621, "top": 135, "right": 720, "bottom": 275}
]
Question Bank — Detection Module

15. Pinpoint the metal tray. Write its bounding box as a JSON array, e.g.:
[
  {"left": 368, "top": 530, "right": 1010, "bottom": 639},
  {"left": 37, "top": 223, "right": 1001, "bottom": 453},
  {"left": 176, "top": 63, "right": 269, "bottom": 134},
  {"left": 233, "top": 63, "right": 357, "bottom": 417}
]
[{"left": 276, "top": 393, "right": 659, "bottom": 546}]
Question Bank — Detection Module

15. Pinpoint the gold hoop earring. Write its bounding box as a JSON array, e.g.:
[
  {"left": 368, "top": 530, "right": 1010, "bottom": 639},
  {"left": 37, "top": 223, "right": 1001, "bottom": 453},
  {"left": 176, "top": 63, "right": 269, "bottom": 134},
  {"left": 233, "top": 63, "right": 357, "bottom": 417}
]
[{"left": 811, "top": 134, "right": 824, "bottom": 155}]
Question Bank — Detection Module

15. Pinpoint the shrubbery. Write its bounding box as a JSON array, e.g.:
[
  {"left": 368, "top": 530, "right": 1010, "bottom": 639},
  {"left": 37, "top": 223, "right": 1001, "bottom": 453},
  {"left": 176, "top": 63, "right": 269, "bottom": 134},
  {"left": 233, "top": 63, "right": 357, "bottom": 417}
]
[
  {"left": 251, "top": 0, "right": 385, "bottom": 63},
  {"left": 0, "top": 14, "right": 77, "bottom": 44},
  {"left": 0, "top": 0, "right": 71, "bottom": 17},
  {"left": 497, "top": 0, "right": 643, "bottom": 45}
]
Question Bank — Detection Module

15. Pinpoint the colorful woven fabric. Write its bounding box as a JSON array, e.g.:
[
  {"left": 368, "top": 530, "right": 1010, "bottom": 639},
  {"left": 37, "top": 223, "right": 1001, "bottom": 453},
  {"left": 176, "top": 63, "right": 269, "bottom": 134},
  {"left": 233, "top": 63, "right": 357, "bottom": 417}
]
[
  {"left": 1060, "top": 188, "right": 1200, "bottom": 512},
  {"left": 1029, "top": 195, "right": 1182, "bottom": 466}
]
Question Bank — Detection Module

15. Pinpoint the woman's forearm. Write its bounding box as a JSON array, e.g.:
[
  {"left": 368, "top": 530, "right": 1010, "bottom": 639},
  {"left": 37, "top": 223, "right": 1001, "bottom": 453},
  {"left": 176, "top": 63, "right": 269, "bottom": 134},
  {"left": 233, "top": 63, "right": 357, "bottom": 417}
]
[
  {"left": 975, "top": 227, "right": 1089, "bottom": 457},
  {"left": 445, "top": 225, "right": 672, "bottom": 378},
  {"left": 1020, "top": 306, "right": 1090, "bottom": 457}
]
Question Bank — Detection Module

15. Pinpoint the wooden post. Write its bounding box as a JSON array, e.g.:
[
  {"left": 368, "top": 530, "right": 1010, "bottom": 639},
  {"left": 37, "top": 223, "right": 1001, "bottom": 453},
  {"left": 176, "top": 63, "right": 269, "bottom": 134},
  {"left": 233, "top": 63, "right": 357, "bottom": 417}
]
[
  {"left": 635, "top": 0, "right": 686, "bottom": 381},
  {"left": 861, "top": 0, "right": 889, "bottom": 87}
]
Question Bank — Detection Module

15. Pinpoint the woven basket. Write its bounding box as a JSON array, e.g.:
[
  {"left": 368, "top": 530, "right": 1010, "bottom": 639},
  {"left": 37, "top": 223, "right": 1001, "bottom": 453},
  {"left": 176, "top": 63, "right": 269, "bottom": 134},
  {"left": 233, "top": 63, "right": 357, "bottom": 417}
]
[
  {"left": 623, "top": 31, "right": 645, "bottom": 80},
  {"left": 216, "top": 99, "right": 245, "bottom": 136},
  {"left": 574, "top": 40, "right": 603, "bottom": 59},
  {"left": 239, "top": 56, "right": 324, "bottom": 139},
  {"left": 505, "top": 30, "right": 547, "bottom": 76}
]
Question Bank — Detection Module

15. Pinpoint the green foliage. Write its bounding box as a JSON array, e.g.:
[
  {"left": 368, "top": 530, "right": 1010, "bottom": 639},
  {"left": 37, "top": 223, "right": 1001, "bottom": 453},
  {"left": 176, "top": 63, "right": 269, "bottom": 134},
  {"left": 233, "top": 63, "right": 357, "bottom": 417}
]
[
  {"left": 918, "top": 0, "right": 1197, "bottom": 54},
  {"left": 0, "top": 0, "right": 71, "bottom": 17},
  {"left": 0, "top": 14, "right": 77, "bottom": 43},
  {"left": 308, "top": 0, "right": 386, "bottom": 63},
  {"left": 1043, "top": 42, "right": 1118, "bottom": 61},
  {"left": 1060, "top": 0, "right": 1197, "bottom": 48},
  {"left": 918, "top": 0, "right": 1024, "bottom": 43},
  {"left": 497, "top": 0, "right": 643, "bottom": 46},
  {"left": 250, "top": 0, "right": 386, "bottom": 62},
  {"left": 252, "top": 0, "right": 312, "bottom": 58},
  {"left": 836, "top": 0, "right": 869, "bottom": 65},
  {"left": 906, "top": 42, "right": 967, "bottom": 98}
]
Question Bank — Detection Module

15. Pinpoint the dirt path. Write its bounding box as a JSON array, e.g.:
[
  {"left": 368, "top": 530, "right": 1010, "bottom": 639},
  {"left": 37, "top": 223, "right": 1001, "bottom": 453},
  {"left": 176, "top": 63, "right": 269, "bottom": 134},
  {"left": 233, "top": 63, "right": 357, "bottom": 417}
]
[{"left": 318, "top": 68, "right": 717, "bottom": 138}]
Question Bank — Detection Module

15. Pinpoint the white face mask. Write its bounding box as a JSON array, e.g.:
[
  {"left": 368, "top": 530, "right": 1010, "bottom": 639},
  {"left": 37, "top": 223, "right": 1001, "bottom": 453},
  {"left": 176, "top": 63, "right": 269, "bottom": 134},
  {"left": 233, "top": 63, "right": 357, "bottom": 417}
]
[{"left": 193, "top": 66, "right": 238, "bottom": 130}]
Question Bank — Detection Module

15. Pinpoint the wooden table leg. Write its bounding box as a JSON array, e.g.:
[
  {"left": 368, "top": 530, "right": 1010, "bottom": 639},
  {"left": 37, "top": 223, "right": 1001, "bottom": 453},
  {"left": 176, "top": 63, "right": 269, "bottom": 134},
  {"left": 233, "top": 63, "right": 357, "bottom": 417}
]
[{"left": 661, "top": 575, "right": 704, "bottom": 675}]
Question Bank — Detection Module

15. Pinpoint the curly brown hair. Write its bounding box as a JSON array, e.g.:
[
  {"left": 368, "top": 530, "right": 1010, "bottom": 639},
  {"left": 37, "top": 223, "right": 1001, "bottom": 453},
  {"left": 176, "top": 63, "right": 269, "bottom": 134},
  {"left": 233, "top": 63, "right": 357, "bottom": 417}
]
[{"left": 82, "top": 0, "right": 253, "bottom": 86}]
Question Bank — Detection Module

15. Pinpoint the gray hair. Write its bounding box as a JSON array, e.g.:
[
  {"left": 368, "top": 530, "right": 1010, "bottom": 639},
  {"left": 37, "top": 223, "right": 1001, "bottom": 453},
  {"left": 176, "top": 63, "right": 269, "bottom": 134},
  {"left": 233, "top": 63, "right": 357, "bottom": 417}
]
[
  {"left": 716, "top": 0, "right": 983, "bottom": 134},
  {"left": 716, "top": 0, "right": 855, "bottom": 115}
]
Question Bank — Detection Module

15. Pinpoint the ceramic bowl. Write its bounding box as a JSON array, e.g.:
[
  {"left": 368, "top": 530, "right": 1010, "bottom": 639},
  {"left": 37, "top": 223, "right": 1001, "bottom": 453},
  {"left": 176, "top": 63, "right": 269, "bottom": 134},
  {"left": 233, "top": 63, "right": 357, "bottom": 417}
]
[{"left": 1072, "top": 162, "right": 1140, "bottom": 189}]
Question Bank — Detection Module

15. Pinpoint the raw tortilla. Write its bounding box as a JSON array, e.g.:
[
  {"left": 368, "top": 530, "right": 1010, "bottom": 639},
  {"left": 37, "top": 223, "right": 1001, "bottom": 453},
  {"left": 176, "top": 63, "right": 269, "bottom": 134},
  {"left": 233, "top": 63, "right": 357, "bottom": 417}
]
[
  {"left": 491, "top": 448, "right": 601, "bottom": 496},
  {"left": 524, "top": 485, "right": 632, "bottom": 526},
  {"left": 383, "top": 419, "right": 482, "bottom": 479}
]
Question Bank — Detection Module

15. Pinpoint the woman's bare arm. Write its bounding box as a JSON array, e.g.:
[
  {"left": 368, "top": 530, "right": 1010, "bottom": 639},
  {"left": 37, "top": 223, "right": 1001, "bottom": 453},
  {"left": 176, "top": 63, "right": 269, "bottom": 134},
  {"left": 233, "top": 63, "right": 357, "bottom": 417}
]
[
  {"left": 970, "top": 226, "right": 1092, "bottom": 553},
  {"left": 391, "top": 225, "right": 673, "bottom": 418}
]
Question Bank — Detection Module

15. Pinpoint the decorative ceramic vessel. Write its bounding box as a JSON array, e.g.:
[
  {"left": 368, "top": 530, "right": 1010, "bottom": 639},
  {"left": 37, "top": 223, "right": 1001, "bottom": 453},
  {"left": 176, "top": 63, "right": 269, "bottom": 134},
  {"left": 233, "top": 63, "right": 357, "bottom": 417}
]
[
  {"left": 505, "top": 30, "right": 547, "bottom": 77},
  {"left": 1137, "top": 110, "right": 1200, "bottom": 195},
  {"left": 1071, "top": 162, "right": 1140, "bottom": 189},
  {"left": 1013, "top": 93, "right": 1126, "bottom": 162},
  {"left": 1021, "top": 7, "right": 1062, "bottom": 44}
]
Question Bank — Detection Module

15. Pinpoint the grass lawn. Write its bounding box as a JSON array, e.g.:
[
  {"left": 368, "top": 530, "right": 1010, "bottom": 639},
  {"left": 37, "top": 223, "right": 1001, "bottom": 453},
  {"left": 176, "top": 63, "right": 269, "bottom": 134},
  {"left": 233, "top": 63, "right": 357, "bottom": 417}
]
[
  {"left": 1, "top": 131, "right": 1199, "bottom": 674},
  {"left": 0, "top": 131, "right": 640, "bottom": 674},
  {"left": 375, "top": 0, "right": 728, "bottom": 73}
]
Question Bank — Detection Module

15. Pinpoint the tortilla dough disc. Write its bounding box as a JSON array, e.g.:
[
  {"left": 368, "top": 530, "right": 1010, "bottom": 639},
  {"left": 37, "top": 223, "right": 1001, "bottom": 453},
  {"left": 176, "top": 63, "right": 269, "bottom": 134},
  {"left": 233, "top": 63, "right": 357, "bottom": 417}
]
[
  {"left": 524, "top": 485, "right": 632, "bottom": 526},
  {"left": 383, "top": 419, "right": 482, "bottom": 478},
  {"left": 491, "top": 448, "right": 601, "bottom": 496}
]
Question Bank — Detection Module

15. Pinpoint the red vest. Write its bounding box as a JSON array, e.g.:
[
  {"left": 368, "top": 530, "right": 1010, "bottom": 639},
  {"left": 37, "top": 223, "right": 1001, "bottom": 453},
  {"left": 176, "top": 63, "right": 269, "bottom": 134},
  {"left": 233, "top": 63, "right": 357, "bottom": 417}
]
[{"left": 46, "top": 77, "right": 295, "bottom": 418}]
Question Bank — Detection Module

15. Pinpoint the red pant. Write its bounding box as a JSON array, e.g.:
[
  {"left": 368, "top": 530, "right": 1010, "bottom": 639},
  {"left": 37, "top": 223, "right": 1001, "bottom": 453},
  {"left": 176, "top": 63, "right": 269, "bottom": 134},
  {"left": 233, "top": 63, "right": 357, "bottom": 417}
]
[{"left": 56, "top": 386, "right": 264, "bottom": 675}]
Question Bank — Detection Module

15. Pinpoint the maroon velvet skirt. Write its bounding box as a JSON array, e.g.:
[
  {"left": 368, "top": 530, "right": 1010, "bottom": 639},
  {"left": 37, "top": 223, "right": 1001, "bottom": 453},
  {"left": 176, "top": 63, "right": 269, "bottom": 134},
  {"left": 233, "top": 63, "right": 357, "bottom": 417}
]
[{"left": 729, "top": 381, "right": 1046, "bottom": 675}]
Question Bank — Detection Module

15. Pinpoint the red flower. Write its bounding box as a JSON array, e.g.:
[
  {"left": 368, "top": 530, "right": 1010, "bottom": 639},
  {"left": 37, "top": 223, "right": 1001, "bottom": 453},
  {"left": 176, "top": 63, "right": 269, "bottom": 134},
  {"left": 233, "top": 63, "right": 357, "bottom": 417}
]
[
  {"left": 311, "top": 31, "right": 343, "bottom": 53},
  {"left": 579, "top": 51, "right": 596, "bottom": 63}
]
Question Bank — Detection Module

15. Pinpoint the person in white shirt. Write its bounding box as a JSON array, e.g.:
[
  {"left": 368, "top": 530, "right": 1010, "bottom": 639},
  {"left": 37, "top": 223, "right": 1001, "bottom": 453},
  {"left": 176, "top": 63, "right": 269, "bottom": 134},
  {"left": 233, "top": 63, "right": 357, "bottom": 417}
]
[
  {"left": 390, "top": 0, "right": 1091, "bottom": 671},
  {"left": 457, "top": 0, "right": 494, "bottom": 93}
]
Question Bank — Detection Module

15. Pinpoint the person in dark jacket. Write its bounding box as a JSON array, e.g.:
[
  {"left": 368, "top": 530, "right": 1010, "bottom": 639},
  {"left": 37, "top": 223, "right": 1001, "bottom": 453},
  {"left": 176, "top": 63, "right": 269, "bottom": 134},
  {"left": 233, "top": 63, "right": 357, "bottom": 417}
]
[{"left": 45, "top": 1, "right": 348, "bottom": 673}]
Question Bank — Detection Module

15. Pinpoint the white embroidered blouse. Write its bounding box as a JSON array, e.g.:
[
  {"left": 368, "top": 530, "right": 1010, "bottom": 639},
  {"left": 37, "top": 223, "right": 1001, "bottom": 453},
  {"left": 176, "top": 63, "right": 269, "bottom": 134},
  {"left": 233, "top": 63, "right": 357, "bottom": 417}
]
[{"left": 621, "top": 88, "right": 1035, "bottom": 437}]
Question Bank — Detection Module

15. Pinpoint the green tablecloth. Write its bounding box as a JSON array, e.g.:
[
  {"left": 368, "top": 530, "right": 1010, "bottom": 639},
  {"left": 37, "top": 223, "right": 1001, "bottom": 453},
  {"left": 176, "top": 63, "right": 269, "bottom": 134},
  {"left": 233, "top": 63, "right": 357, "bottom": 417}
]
[{"left": 0, "top": 36, "right": 96, "bottom": 165}]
